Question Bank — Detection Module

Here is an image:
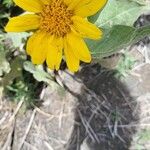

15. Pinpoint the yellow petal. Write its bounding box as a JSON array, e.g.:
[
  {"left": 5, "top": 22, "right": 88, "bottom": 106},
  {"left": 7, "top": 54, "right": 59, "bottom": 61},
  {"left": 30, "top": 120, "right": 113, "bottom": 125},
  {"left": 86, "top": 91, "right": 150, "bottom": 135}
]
[
  {"left": 46, "top": 37, "right": 63, "bottom": 70},
  {"left": 74, "top": 0, "right": 107, "bottom": 17},
  {"left": 72, "top": 16, "right": 102, "bottom": 40},
  {"left": 32, "top": 33, "right": 54, "bottom": 64},
  {"left": 26, "top": 32, "right": 50, "bottom": 65},
  {"left": 41, "top": 0, "right": 51, "bottom": 5},
  {"left": 66, "top": 32, "right": 91, "bottom": 63},
  {"left": 26, "top": 33, "right": 38, "bottom": 55},
  {"left": 67, "top": 0, "right": 81, "bottom": 10},
  {"left": 5, "top": 14, "right": 40, "bottom": 32},
  {"left": 13, "top": 0, "right": 43, "bottom": 12},
  {"left": 64, "top": 38, "right": 80, "bottom": 72},
  {"left": 64, "top": 0, "right": 72, "bottom": 5}
]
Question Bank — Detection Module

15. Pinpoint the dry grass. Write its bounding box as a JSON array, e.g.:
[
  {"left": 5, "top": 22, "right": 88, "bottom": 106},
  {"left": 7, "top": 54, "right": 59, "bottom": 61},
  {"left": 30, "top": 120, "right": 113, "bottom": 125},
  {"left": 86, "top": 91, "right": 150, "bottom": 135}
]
[{"left": 0, "top": 44, "right": 150, "bottom": 150}]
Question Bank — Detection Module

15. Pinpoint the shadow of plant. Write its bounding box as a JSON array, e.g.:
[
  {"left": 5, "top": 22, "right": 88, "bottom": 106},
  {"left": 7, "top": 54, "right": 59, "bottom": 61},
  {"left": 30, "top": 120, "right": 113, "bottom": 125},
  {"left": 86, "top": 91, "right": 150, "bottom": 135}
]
[{"left": 65, "top": 64, "right": 139, "bottom": 150}]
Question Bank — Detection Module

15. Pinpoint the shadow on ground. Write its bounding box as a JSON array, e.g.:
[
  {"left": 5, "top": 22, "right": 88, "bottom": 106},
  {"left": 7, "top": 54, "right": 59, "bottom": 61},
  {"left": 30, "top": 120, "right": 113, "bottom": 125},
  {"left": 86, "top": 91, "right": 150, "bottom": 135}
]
[{"left": 65, "top": 64, "right": 139, "bottom": 150}]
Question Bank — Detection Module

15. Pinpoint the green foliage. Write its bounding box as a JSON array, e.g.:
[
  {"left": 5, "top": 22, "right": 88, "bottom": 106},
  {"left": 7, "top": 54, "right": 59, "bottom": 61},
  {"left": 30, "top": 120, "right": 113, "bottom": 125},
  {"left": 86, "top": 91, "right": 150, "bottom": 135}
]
[
  {"left": 6, "top": 73, "right": 42, "bottom": 109},
  {"left": 23, "top": 61, "right": 53, "bottom": 83},
  {"left": 134, "top": 129, "right": 150, "bottom": 150},
  {"left": 130, "top": 0, "right": 148, "bottom": 5},
  {"left": 94, "top": 0, "right": 150, "bottom": 27},
  {"left": 2, "top": 56, "right": 24, "bottom": 87},
  {"left": 88, "top": 0, "right": 108, "bottom": 23},
  {"left": 88, "top": 0, "right": 145, "bottom": 25},
  {"left": 86, "top": 0, "right": 150, "bottom": 60},
  {"left": 0, "top": 0, "right": 13, "bottom": 29},
  {"left": 23, "top": 61, "right": 64, "bottom": 91},
  {"left": 115, "top": 52, "right": 136, "bottom": 77},
  {"left": 2, "top": 0, "right": 13, "bottom": 7},
  {"left": 86, "top": 25, "right": 150, "bottom": 59},
  {"left": 5, "top": 32, "right": 30, "bottom": 48},
  {"left": 0, "top": 39, "right": 10, "bottom": 76},
  {"left": 6, "top": 80, "right": 35, "bottom": 108}
]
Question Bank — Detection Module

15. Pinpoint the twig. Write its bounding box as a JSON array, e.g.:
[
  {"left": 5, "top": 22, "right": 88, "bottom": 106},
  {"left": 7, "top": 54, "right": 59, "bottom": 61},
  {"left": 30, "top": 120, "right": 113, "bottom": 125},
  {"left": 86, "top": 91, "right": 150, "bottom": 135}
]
[
  {"left": 0, "top": 112, "right": 9, "bottom": 126},
  {"left": 77, "top": 126, "right": 80, "bottom": 150},
  {"left": 58, "top": 101, "right": 65, "bottom": 129},
  {"left": 44, "top": 141, "right": 54, "bottom": 150},
  {"left": 77, "top": 109, "right": 99, "bottom": 143},
  {"left": 0, "top": 98, "right": 24, "bottom": 130},
  {"left": 35, "top": 106, "right": 54, "bottom": 119},
  {"left": 116, "top": 85, "right": 133, "bottom": 110},
  {"left": 1, "top": 121, "right": 15, "bottom": 150},
  {"left": 9, "top": 99, "right": 24, "bottom": 123},
  {"left": 18, "top": 109, "right": 36, "bottom": 150},
  {"left": 24, "top": 141, "right": 38, "bottom": 150},
  {"left": 35, "top": 106, "right": 69, "bottom": 119},
  {"left": 48, "top": 136, "right": 66, "bottom": 144},
  {"left": 103, "top": 123, "right": 150, "bottom": 128}
]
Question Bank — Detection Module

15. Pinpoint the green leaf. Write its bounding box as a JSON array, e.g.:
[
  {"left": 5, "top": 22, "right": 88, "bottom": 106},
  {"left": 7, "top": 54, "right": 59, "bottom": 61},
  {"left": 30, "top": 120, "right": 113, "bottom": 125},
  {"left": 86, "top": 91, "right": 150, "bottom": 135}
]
[
  {"left": 5, "top": 32, "right": 29, "bottom": 48},
  {"left": 129, "top": 0, "right": 148, "bottom": 5},
  {"left": 23, "top": 61, "right": 53, "bottom": 83},
  {"left": 115, "top": 52, "right": 136, "bottom": 78},
  {"left": 2, "top": 57, "right": 23, "bottom": 87},
  {"left": 88, "top": 0, "right": 108, "bottom": 23},
  {"left": 23, "top": 61, "right": 64, "bottom": 91},
  {"left": 95, "top": 0, "right": 150, "bottom": 27},
  {"left": 2, "top": 0, "right": 13, "bottom": 7},
  {"left": 86, "top": 25, "right": 150, "bottom": 58}
]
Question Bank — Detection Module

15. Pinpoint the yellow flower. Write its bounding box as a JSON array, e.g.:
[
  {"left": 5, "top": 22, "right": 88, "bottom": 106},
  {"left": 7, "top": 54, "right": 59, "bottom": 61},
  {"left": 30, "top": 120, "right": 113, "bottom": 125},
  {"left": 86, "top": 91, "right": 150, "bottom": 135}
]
[{"left": 5, "top": 0, "right": 107, "bottom": 72}]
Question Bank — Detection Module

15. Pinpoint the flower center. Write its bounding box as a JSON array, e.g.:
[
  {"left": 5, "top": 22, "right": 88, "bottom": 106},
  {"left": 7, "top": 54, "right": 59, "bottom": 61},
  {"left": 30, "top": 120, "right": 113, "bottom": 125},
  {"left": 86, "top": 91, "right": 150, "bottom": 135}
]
[{"left": 39, "top": 0, "right": 73, "bottom": 37}]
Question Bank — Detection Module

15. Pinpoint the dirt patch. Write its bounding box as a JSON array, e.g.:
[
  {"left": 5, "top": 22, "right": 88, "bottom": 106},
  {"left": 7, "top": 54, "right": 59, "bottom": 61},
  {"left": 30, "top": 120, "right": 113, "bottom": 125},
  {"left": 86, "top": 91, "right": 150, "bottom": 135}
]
[{"left": 0, "top": 37, "right": 150, "bottom": 150}]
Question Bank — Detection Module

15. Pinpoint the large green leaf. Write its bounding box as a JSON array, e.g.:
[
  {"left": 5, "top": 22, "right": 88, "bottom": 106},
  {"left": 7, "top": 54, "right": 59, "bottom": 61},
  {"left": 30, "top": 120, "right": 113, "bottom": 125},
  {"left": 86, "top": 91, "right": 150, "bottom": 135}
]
[
  {"left": 95, "top": 0, "right": 150, "bottom": 27},
  {"left": 86, "top": 25, "right": 150, "bottom": 58},
  {"left": 88, "top": 0, "right": 108, "bottom": 23},
  {"left": 130, "top": 0, "right": 149, "bottom": 5}
]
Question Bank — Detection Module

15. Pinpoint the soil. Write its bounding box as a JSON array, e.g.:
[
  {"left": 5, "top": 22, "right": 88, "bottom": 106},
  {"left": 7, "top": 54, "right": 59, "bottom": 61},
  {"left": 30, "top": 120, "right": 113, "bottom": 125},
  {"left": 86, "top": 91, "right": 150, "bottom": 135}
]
[{"left": 0, "top": 43, "right": 150, "bottom": 150}]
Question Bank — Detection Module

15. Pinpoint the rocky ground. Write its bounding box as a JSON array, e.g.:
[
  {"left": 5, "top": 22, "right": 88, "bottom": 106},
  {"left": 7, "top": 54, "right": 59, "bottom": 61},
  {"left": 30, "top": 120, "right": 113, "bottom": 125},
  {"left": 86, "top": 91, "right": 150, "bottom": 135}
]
[{"left": 0, "top": 13, "right": 150, "bottom": 150}]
